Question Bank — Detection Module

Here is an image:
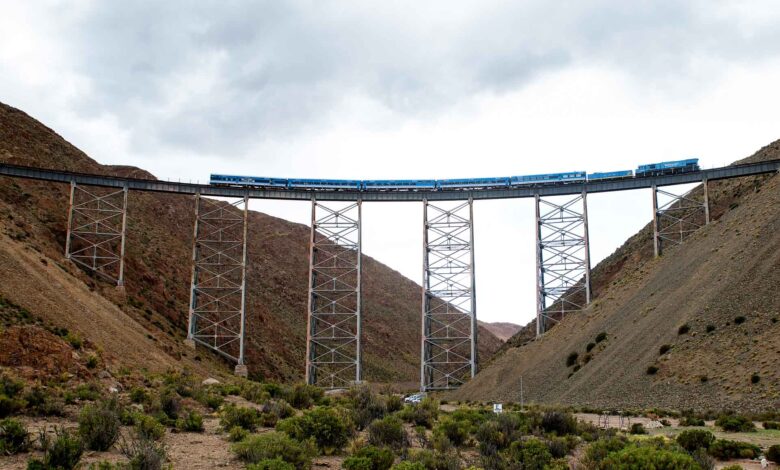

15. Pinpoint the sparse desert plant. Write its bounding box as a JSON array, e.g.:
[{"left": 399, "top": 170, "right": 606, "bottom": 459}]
[
  {"left": 368, "top": 415, "right": 407, "bottom": 449},
  {"left": 129, "top": 387, "right": 149, "bottom": 404},
  {"left": 706, "top": 325, "right": 716, "bottom": 333},
  {"left": 734, "top": 316, "right": 746, "bottom": 325},
  {"left": 750, "top": 374, "right": 760, "bottom": 384},
  {"left": 646, "top": 365, "right": 659, "bottom": 375},
  {"left": 659, "top": 344, "right": 671, "bottom": 355},
  {"left": 691, "top": 448, "right": 715, "bottom": 470},
  {"left": 260, "top": 399, "right": 295, "bottom": 427},
  {"left": 398, "top": 397, "right": 439, "bottom": 429},
  {"left": 586, "top": 342, "right": 596, "bottom": 352},
  {"left": 86, "top": 355, "right": 99, "bottom": 369},
  {"left": 277, "top": 406, "right": 350, "bottom": 454},
  {"left": 134, "top": 414, "right": 166, "bottom": 441},
  {"left": 228, "top": 425, "right": 249, "bottom": 442},
  {"left": 595, "top": 332, "right": 607, "bottom": 343},
  {"left": 678, "top": 324, "right": 690, "bottom": 335},
  {"left": 0, "top": 417, "right": 30, "bottom": 454},
  {"left": 176, "top": 410, "right": 204, "bottom": 432},
  {"left": 119, "top": 431, "right": 167, "bottom": 470},
  {"left": 29, "top": 427, "right": 83, "bottom": 470},
  {"left": 386, "top": 395, "right": 403, "bottom": 413},
  {"left": 566, "top": 352, "right": 578, "bottom": 367},
  {"left": 232, "top": 431, "right": 313, "bottom": 468},
  {"left": 676, "top": 429, "right": 715, "bottom": 452},
  {"left": 78, "top": 399, "right": 121, "bottom": 451},
  {"left": 348, "top": 384, "right": 386, "bottom": 430}
]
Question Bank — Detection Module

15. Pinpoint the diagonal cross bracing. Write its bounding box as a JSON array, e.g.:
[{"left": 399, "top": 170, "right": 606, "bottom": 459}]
[
  {"left": 535, "top": 192, "right": 591, "bottom": 337},
  {"left": 187, "top": 194, "right": 249, "bottom": 368},
  {"left": 306, "top": 199, "right": 362, "bottom": 389},
  {"left": 421, "top": 199, "right": 477, "bottom": 391},
  {"left": 652, "top": 181, "right": 710, "bottom": 257},
  {"left": 65, "top": 182, "right": 128, "bottom": 286}
]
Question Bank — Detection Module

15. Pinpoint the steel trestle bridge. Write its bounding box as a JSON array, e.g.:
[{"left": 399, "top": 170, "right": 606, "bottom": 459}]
[{"left": 1, "top": 160, "right": 779, "bottom": 389}]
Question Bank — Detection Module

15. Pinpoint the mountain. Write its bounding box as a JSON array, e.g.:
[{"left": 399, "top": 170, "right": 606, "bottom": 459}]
[
  {"left": 453, "top": 140, "right": 780, "bottom": 412},
  {"left": 478, "top": 321, "right": 522, "bottom": 342},
  {"left": 0, "top": 102, "right": 502, "bottom": 385}
]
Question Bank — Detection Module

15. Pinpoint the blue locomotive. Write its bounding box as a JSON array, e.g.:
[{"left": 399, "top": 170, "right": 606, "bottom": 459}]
[{"left": 209, "top": 158, "right": 700, "bottom": 191}]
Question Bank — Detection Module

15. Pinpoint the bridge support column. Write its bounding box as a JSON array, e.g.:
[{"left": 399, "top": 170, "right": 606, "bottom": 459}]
[
  {"left": 535, "top": 192, "right": 591, "bottom": 337},
  {"left": 186, "top": 193, "right": 249, "bottom": 374},
  {"left": 65, "top": 181, "right": 129, "bottom": 286},
  {"left": 421, "top": 198, "right": 477, "bottom": 391},
  {"left": 305, "top": 199, "right": 362, "bottom": 389},
  {"left": 652, "top": 182, "right": 709, "bottom": 257}
]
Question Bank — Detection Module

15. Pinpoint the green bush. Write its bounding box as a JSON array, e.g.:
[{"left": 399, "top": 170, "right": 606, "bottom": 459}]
[
  {"left": 386, "top": 395, "right": 403, "bottom": 413},
  {"left": 407, "top": 448, "right": 460, "bottom": 470},
  {"left": 157, "top": 389, "right": 181, "bottom": 421},
  {"left": 599, "top": 445, "right": 699, "bottom": 469},
  {"left": 199, "top": 392, "right": 224, "bottom": 410},
  {"left": 134, "top": 414, "right": 166, "bottom": 441},
  {"left": 228, "top": 425, "right": 248, "bottom": 442},
  {"left": 721, "top": 465, "right": 743, "bottom": 470},
  {"left": 507, "top": 438, "right": 552, "bottom": 470},
  {"left": 289, "top": 383, "right": 324, "bottom": 409},
  {"left": 248, "top": 458, "right": 297, "bottom": 470},
  {"left": 74, "top": 383, "right": 101, "bottom": 401},
  {"left": 348, "top": 385, "right": 386, "bottom": 430},
  {"left": 368, "top": 415, "right": 407, "bottom": 449},
  {"left": 390, "top": 462, "right": 425, "bottom": 470},
  {"left": 0, "top": 394, "right": 24, "bottom": 418},
  {"left": 176, "top": 410, "right": 204, "bottom": 432},
  {"left": 541, "top": 411, "right": 577, "bottom": 436},
  {"left": 129, "top": 387, "right": 149, "bottom": 404},
  {"left": 566, "top": 352, "right": 578, "bottom": 367},
  {"left": 0, "top": 375, "right": 24, "bottom": 398},
  {"left": 344, "top": 446, "right": 394, "bottom": 470},
  {"left": 433, "top": 416, "right": 468, "bottom": 447},
  {"left": 629, "top": 423, "right": 646, "bottom": 435},
  {"left": 78, "top": 400, "right": 120, "bottom": 451},
  {"left": 715, "top": 414, "right": 756, "bottom": 432},
  {"left": 261, "top": 399, "right": 295, "bottom": 427},
  {"left": 0, "top": 418, "right": 30, "bottom": 454},
  {"left": 766, "top": 444, "right": 780, "bottom": 463},
  {"left": 398, "top": 398, "right": 439, "bottom": 429},
  {"left": 86, "top": 355, "right": 99, "bottom": 369},
  {"left": 708, "top": 439, "right": 761, "bottom": 460},
  {"left": 34, "top": 427, "right": 84, "bottom": 470},
  {"left": 119, "top": 431, "right": 167, "bottom": 470},
  {"left": 24, "top": 387, "right": 65, "bottom": 417},
  {"left": 763, "top": 421, "right": 780, "bottom": 430},
  {"left": 582, "top": 436, "right": 628, "bottom": 466},
  {"left": 220, "top": 404, "right": 260, "bottom": 431},
  {"left": 676, "top": 429, "right": 715, "bottom": 452},
  {"left": 277, "top": 406, "right": 350, "bottom": 454},
  {"left": 679, "top": 416, "right": 705, "bottom": 426},
  {"left": 232, "top": 432, "right": 313, "bottom": 468}
]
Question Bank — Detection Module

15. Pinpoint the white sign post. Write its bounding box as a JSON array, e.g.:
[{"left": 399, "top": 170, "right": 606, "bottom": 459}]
[{"left": 493, "top": 403, "right": 503, "bottom": 414}]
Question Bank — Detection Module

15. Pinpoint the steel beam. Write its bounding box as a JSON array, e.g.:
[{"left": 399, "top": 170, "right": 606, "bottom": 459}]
[
  {"left": 305, "top": 199, "right": 362, "bottom": 389},
  {"left": 186, "top": 194, "right": 249, "bottom": 373},
  {"left": 653, "top": 181, "right": 708, "bottom": 256},
  {"left": 421, "top": 199, "right": 477, "bottom": 391},
  {"left": 535, "top": 193, "right": 591, "bottom": 336},
  {"left": 64, "top": 181, "right": 128, "bottom": 286}
]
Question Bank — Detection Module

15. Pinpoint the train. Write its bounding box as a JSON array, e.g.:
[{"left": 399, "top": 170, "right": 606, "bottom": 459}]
[{"left": 210, "top": 158, "right": 699, "bottom": 191}]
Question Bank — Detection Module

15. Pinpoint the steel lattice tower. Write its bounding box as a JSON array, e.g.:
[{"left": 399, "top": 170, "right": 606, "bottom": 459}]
[
  {"left": 652, "top": 181, "right": 710, "bottom": 257},
  {"left": 535, "top": 192, "right": 591, "bottom": 337},
  {"left": 65, "top": 181, "right": 128, "bottom": 286},
  {"left": 187, "top": 193, "right": 249, "bottom": 376},
  {"left": 305, "top": 199, "right": 362, "bottom": 389},
  {"left": 421, "top": 199, "right": 477, "bottom": 391}
]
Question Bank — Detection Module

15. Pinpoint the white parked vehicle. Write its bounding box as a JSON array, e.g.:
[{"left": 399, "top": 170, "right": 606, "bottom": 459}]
[{"left": 404, "top": 393, "right": 426, "bottom": 404}]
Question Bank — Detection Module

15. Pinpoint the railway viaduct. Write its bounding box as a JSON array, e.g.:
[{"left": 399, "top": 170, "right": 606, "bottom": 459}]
[{"left": 1, "top": 160, "right": 779, "bottom": 391}]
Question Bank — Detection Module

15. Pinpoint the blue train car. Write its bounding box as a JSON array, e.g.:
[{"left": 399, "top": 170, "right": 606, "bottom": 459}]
[
  {"left": 587, "top": 170, "right": 633, "bottom": 181},
  {"left": 436, "top": 177, "right": 510, "bottom": 190},
  {"left": 510, "top": 171, "right": 586, "bottom": 186},
  {"left": 287, "top": 178, "right": 361, "bottom": 190},
  {"left": 210, "top": 174, "right": 288, "bottom": 188},
  {"left": 362, "top": 180, "right": 436, "bottom": 190},
  {"left": 636, "top": 158, "right": 699, "bottom": 177}
]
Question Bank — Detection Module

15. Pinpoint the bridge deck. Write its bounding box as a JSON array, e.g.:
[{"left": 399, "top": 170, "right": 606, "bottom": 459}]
[{"left": 1, "top": 160, "right": 778, "bottom": 201}]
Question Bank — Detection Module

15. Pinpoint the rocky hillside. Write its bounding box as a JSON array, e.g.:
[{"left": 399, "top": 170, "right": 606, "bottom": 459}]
[
  {"left": 0, "top": 102, "right": 502, "bottom": 384},
  {"left": 453, "top": 140, "right": 780, "bottom": 412},
  {"left": 478, "top": 321, "right": 522, "bottom": 342}
]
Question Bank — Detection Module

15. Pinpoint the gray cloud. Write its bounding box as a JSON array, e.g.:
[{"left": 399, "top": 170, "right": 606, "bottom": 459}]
[{"left": 61, "top": 0, "right": 780, "bottom": 155}]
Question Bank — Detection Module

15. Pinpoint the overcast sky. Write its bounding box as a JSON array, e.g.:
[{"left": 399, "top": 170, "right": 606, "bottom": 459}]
[{"left": 2, "top": 1, "right": 780, "bottom": 326}]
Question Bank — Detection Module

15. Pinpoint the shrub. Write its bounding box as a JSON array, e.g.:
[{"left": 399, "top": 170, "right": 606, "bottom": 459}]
[
  {"left": 721, "top": 465, "right": 743, "bottom": 470},
  {"left": 763, "top": 421, "right": 780, "bottom": 430},
  {"left": 659, "top": 344, "right": 671, "bottom": 355},
  {"left": 433, "top": 416, "right": 468, "bottom": 447},
  {"left": 24, "top": 386, "right": 64, "bottom": 417},
  {"left": 541, "top": 411, "right": 577, "bottom": 436},
  {"left": 595, "top": 332, "right": 607, "bottom": 343},
  {"left": 261, "top": 399, "right": 295, "bottom": 427},
  {"left": 566, "top": 352, "right": 578, "bottom": 367},
  {"left": 386, "top": 395, "right": 403, "bottom": 413},
  {"left": 86, "top": 355, "right": 99, "bottom": 369},
  {"left": 679, "top": 416, "right": 705, "bottom": 426},
  {"left": 368, "top": 415, "right": 407, "bottom": 449},
  {"left": 74, "top": 383, "right": 101, "bottom": 401},
  {"left": 276, "top": 407, "right": 350, "bottom": 454},
  {"left": 157, "top": 389, "right": 181, "bottom": 422},
  {"left": 708, "top": 439, "right": 760, "bottom": 460},
  {"left": 599, "top": 445, "right": 700, "bottom": 469},
  {"left": 289, "top": 383, "right": 323, "bottom": 409},
  {"left": 706, "top": 325, "right": 716, "bottom": 333},
  {"left": 135, "top": 414, "right": 166, "bottom": 441},
  {"left": 646, "top": 365, "right": 659, "bottom": 375},
  {"left": 390, "top": 462, "right": 425, "bottom": 470},
  {"left": 678, "top": 324, "right": 690, "bottom": 335},
  {"left": 676, "top": 429, "right": 715, "bottom": 452},
  {"left": 232, "top": 432, "right": 313, "bottom": 468},
  {"left": 176, "top": 410, "right": 204, "bottom": 432},
  {"left": 0, "top": 418, "right": 30, "bottom": 454},
  {"left": 0, "top": 375, "right": 24, "bottom": 398},
  {"left": 629, "top": 423, "right": 646, "bottom": 435},
  {"left": 228, "top": 425, "right": 248, "bottom": 442},
  {"left": 344, "top": 446, "right": 394, "bottom": 470},
  {"left": 766, "top": 444, "right": 780, "bottom": 463},
  {"left": 199, "top": 392, "right": 224, "bottom": 410},
  {"left": 547, "top": 436, "right": 571, "bottom": 459},
  {"left": 582, "top": 436, "right": 628, "bottom": 467},
  {"left": 750, "top": 374, "right": 760, "bottom": 384},
  {"left": 715, "top": 414, "right": 756, "bottom": 432},
  {"left": 32, "top": 427, "right": 84, "bottom": 470},
  {"left": 691, "top": 448, "right": 715, "bottom": 470},
  {"left": 734, "top": 316, "right": 746, "bottom": 325},
  {"left": 507, "top": 438, "right": 552, "bottom": 469},
  {"left": 221, "top": 404, "right": 260, "bottom": 431},
  {"left": 348, "top": 385, "right": 386, "bottom": 430},
  {"left": 119, "top": 431, "right": 167, "bottom": 470},
  {"left": 586, "top": 342, "right": 596, "bottom": 352},
  {"left": 78, "top": 400, "right": 120, "bottom": 451},
  {"left": 129, "top": 387, "right": 149, "bottom": 404},
  {"left": 407, "top": 448, "right": 460, "bottom": 470},
  {"left": 248, "top": 458, "right": 297, "bottom": 470},
  {"left": 0, "top": 394, "right": 24, "bottom": 418},
  {"left": 398, "top": 398, "right": 439, "bottom": 429}
]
